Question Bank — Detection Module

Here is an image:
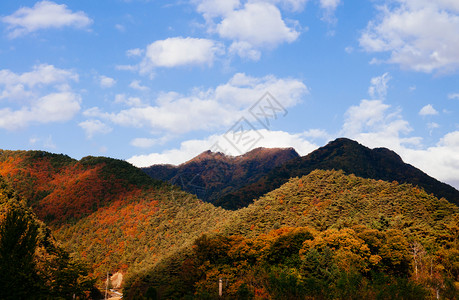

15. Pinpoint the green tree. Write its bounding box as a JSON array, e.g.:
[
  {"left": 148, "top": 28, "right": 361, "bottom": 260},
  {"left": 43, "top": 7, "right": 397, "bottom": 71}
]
[{"left": 0, "top": 207, "right": 43, "bottom": 299}]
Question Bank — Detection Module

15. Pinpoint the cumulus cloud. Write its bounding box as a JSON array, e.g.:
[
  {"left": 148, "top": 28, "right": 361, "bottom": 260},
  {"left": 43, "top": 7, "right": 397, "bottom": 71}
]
[
  {"left": 129, "top": 80, "right": 149, "bottom": 91},
  {"left": 419, "top": 104, "right": 439, "bottom": 116},
  {"left": 127, "top": 129, "right": 318, "bottom": 167},
  {"left": 194, "top": 0, "right": 302, "bottom": 60},
  {"left": 359, "top": 0, "right": 459, "bottom": 73},
  {"left": 79, "top": 120, "right": 112, "bottom": 139},
  {"left": 217, "top": 2, "right": 299, "bottom": 47},
  {"left": 85, "top": 73, "right": 308, "bottom": 134},
  {"left": 99, "top": 75, "right": 116, "bottom": 88},
  {"left": 0, "top": 64, "right": 81, "bottom": 130},
  {"left": 448, "top": 93, "right": 459, "bottom": 100},
  {"left": 0, "top": 64, "right": 78, "bottom": 100},
  {"left": 0, "top": 92, "right": 81, "bottom": 130},
  {"left": 137, "top": 37, "right": 224, "bottom": 74},
  {"left": 228, "top": 41, "right": 261, "bottom": 60},
  {"left": 114, "top": 94, "right": 144, "bottom": 107},
  {"left": 2, "top": 1, "right": 92, "bottom": 38}
]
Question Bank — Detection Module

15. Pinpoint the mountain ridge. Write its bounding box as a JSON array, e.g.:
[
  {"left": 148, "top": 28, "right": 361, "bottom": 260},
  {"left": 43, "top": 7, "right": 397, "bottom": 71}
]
[
  {"left": 142, "top": 146, "right": 300, "bottom": 203},
  {"left": 216, "top": 138, "right": 459, "bottom": 209}
]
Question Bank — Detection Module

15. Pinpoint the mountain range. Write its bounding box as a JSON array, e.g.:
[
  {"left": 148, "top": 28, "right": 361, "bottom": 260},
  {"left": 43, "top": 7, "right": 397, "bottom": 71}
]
[
  {"left": 144, "top": 138, "right": 459, "bottom": 209},
  {"left": 0, "top": 137, "right": 458, "bottom": 299}
]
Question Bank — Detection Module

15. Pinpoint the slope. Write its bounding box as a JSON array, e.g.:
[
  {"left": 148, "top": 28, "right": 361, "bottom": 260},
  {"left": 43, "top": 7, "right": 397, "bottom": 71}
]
[
  {"left": 217, "top": 138, "right": 459, "bottom": 209},
  {"left": 124, "top": 170, "right": 459, "bottom": 299},
  {"left": 142, "top": 147, "right": 299, "bottom": 205},
  {"left": 0, "top": 149, "right": 230, "bottom": 283}
]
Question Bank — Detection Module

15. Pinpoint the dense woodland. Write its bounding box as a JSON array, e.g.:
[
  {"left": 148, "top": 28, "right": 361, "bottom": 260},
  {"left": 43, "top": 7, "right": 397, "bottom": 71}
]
[{"left": 0, "top": 143, "right": 458, "bottom": 299}]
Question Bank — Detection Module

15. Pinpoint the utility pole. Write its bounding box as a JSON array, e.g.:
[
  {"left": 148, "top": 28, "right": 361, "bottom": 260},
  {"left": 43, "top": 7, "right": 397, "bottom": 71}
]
[{"left": 105, "top": 272, "right": 109, "bottom": 300}]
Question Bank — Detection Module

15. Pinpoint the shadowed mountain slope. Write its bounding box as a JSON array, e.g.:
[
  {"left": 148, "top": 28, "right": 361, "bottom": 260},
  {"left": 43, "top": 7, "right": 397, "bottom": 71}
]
[{"left": 142, "top": 147, "right": 299, "bottom": 204}]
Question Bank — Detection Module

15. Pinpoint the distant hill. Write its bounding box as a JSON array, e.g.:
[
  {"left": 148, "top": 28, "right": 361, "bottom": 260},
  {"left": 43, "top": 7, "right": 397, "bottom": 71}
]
[
  {"left": 142, "top": 147, "right": 299, "bottom": 204},
  {"left": 217, "top": 138, "right": 459, "bottom": 209}
]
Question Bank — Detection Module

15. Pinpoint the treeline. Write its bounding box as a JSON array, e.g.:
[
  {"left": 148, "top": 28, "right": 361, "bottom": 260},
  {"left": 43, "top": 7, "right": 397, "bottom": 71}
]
[{"left": 125, "top": 223, "right": 458, "bottom": 299}]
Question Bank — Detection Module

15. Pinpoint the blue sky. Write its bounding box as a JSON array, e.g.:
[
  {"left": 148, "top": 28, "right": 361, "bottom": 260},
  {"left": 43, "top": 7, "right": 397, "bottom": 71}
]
[{"left": 1, "top": 0, "right": 459, "bottom": 189}]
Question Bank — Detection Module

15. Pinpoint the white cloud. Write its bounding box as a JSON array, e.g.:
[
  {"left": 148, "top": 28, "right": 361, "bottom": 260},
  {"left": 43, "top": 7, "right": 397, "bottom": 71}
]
[
  {"left": 419, "top": 104, "right": 439, "bottom": 116},
  {"left": 79, "top": 120, "right": 112, "bottom": 139},
  {"left": 342, "top": 99, "right": 410, "bottom": 138},
  {"left": 319, "top": 0, "right": 341, "bottom": 23},
  {"left": 130, "top": 138, "right": 160, "bottom": 148},
  {"left": 0, "top": 92, "right": 81, "bottom": 130},
  {"left": 85, "top": 73, "right": 308, "bottom": 134},
  {"left": 114, "top": 94, "right": 144, "bottom": 107},
  {"left": 196, "top": 0, "right": 241, "bottom": 19},
  {"left": 400, "top": 132, "right": 459, "bottom": 189},
  {"left": 0, "top": 64, "right": 81, "bottom": 130},
  {"left": 126, "top": 48, "right": 144, "bottom": 57},
  {"left": 341, "top": 98, "right": 423, "bottom": 157},
  {"left": 0, "top": 64, "right": 78, "bottom": 100},
  {"left": 302, "top": 128, "right": 330, "bottom": 139},
  {"left": 115, "top": 24, "right": 126, "bottom": 32},
  {"left": 129, "top": 80, "right": 149, "bottom": 91},
  {"left": 428, "top": 122, "right": 440, "bottom": 130},
  {"left": 448, "top": 93, "right": 459, "bottom": 100},
  {"left": 359, "top": 0, "right": 459, "bottom": 73},
  {"left": 368, "top": 72, "right": 391, "bottom": 100},
  {"left": 2, "top": 1, "right": 92, "bottom": 38},
  {"left": 127, "top": 129, "right": 317, "bottom": 167},
  {"left": 130, "top": 136, "right": 172, "bottom": 148},
  {"left": 138, "top": 37, "right": 224, "bottom": 74},
  {"left": 99, "top": 75, "right": 116, "bottom": 88},
  {"left": 228, "top": 41, "right": 261, "bottom": 61},
  {"left": 217, "top": 2, "right": 299, "bottom": 48},
  {"left": 193, "top": 1, "right": 302, "bottom": 60},
  {"left": 273, "top": 0, "right": 309, "bottom": 12}
]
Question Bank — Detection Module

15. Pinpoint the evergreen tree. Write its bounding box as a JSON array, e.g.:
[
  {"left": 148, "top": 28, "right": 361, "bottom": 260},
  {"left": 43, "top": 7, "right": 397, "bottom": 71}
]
[{"left": 0, "top": 207, "right": 43, "bottom": 299}]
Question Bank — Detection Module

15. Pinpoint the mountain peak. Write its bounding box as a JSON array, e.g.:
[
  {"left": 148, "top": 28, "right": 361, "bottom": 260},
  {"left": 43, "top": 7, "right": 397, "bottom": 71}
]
[
  {"left": 184, "top": 147, "right": 299, "bottom": 165},
  {"left": 143, "top": 147, "right": 300, "bottom": 203}
]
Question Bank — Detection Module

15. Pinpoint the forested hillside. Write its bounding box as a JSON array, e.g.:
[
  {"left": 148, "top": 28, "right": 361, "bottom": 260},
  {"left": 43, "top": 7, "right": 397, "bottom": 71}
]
[
  {"left": 124, "top": 170, "right": 459, "bottom": 299},
  {"left": 217, "top": 138, "right": 459, "bottom": 209},
  {"left": 142, "top": 147, "right": 299, "bottom": 205},
  {"left": 0, "top": 150, "right": 230, "bottom": 284}
]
